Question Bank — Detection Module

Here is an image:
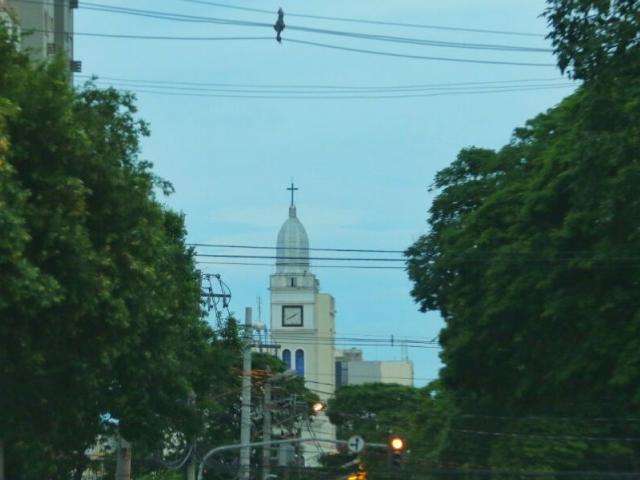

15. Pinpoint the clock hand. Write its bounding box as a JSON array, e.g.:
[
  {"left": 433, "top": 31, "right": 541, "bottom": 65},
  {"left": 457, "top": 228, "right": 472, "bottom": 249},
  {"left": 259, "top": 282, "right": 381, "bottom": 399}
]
[{"left": 286, "top": 313, "right": 298, "bottom": 321}]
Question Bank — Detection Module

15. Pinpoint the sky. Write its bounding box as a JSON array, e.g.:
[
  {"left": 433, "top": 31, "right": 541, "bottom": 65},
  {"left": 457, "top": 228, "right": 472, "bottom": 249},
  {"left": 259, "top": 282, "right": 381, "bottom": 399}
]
[{"left": 73, "top": 0, "right": 577, "bottom": 387}]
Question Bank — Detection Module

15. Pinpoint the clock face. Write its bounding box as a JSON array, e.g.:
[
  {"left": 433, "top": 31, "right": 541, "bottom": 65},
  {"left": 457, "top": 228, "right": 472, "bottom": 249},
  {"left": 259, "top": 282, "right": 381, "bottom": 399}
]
[{"left": 282, "top": 305, "right": 303, "bottom": 327}]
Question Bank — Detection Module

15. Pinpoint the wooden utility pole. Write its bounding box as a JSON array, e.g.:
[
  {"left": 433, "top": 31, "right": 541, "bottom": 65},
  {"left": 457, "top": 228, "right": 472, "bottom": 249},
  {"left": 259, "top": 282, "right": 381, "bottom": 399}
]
[
  {"left": 115, "top": 437, "right": 131, "bottom": 480},
  {"left": 186, "top": 461, "right": 196, "bottom": 480},
  {"left": 239, "top": 307, "right": 253, "bottom": 480},
  {"left": 262, "top": 367, "right": 272, "bottom": 480},
  {"left": 0, "top": 438, "right": 5, "bottom": 480}
]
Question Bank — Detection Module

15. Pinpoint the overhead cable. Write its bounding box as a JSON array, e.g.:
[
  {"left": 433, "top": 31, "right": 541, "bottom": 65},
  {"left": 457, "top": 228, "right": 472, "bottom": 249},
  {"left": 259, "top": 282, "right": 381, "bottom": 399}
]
[
  {"left": 110, "top": 84, "right": 572, "bottom": 100},
  {"left": 197, "top": 261, "right": 405, "bottom": 270},
  {"left": 189, "top": 242, "right": 405, "bottom": 253},
  {"left": 284, "top": 38, "right": 556, "bottom": 67},
  {"left": 196, "top": 253, "right": 404, "bottom": 262},
  {"left": 451, "top": 428, "right": 640, "bottom": 443},
  {"left": 76, "top": 75, "right": 570, "bottom": 91},
  {"left": 81, "top": 77, "right": 572, "bottom": 95},
  {"left": 67, "top": 1, "right": 550, "bottom": 53},
  {"left": 13, "top": 0, "right": 559, "bottom": 66},
  {"left": 177, "top": 0, "right": 546, "bottom": 38},
  {"left": 283, "top": 25, "right": 552, "bottom": 53},
  {"left": 68, "top": 31, "right": 272, "bottom": 42}
]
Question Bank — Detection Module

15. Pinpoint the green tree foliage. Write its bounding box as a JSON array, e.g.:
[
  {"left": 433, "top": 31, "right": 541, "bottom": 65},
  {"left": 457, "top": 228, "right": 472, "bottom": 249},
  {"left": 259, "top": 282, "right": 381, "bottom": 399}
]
[
  {"left": 0, "top": 26, "right": 219, "bottom": 478},
  {"left": 544, "top": 0, "right": 639, "bottom": 80},
  {"left": 321, "top": 384, "right": 429, "bottom": 475},
  {"left": 406, "top": 0, "right": 640, "bottom": 474},
  {"left": 327, "top": 383, "right": 425, "bottom": 442}
]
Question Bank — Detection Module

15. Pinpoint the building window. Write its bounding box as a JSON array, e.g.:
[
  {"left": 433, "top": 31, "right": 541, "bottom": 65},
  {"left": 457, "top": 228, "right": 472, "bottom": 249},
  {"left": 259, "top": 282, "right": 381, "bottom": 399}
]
[
  {"left": 282, "top": 349, "right": 291, "bottom": 369},
  {"left": 335, "top": 361, "right": 348, "bottom": 389},
  {"left": 290, "top": 277, "right": 296, "bottom": 287},
  {"left": 295, "top": 349, "right": 305, "bottom": 377}
]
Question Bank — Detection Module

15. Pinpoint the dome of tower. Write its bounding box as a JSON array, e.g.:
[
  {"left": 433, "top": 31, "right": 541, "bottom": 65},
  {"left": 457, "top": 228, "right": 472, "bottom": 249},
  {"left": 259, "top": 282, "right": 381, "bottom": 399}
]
[{"left": 276, "top": 205, "right": 310, "bottom": 274}]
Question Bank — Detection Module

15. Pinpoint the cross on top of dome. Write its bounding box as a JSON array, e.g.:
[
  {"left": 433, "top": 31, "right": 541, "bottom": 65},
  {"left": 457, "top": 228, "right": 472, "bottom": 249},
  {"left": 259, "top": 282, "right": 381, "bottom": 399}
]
[{"left": 287, "top": 181, "right": 298, "bottom": 207}]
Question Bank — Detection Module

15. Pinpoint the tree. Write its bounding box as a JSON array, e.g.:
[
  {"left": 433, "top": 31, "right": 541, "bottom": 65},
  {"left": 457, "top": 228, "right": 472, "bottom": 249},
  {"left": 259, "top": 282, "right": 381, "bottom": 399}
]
[
  {"left": 322, "top": 384, "right": 428, "bottom": 475},
  {"left": 0, "top": 25, "right": 219, "bottom": 478},
  {"left": 544, "top": 0, "right": 640, "bottom": 80},
  {"left": 406, "top": 0, "right": 640, "bottom": 473}
]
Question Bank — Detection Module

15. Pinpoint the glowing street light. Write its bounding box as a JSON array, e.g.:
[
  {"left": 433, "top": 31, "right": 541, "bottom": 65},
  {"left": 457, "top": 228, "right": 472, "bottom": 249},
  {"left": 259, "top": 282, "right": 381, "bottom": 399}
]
[
  {"left": 389, "top": 436, "right": 405, "bottom": 451},
  {"left": 312, "top": 401, "right": 326, "bottom": 413}
]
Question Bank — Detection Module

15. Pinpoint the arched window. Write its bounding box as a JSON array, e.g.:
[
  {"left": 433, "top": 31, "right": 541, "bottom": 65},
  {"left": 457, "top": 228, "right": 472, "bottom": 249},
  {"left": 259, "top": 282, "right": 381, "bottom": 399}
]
[
  {"left": 282, "top": 349, "right": 291, "bottom": 369},
  {"left": 295, "top": 349, "right": 305, "bottom": 377}
]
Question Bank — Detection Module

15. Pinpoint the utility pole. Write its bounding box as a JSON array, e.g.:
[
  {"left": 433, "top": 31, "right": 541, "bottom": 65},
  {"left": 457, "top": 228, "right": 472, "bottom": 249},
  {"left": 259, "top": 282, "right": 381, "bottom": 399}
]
[
  {"left": 115, "top": 436, "right": 132, "bottom": 480},
  {"left": 239, "top": 307, "right": 253, "bottom": 480},
  {"left": 186, "top": 461, "right": 196, "bottom": 480},
  {"left": 0, "top": 438, "right": 5, "bottom": 480},
  {"left": 186, "top": 390, "right": 197, "bottom": 480},
  {"left": 262, "top": 367, "right": 272, "bottom": 480}
]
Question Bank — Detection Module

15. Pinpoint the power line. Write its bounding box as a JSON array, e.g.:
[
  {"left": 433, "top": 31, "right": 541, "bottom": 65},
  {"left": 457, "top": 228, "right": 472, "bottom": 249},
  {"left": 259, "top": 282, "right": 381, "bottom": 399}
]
[
  {"left": 76, "top": 75, "right": 572, "bottom": 92},
  {"left": 77, "top": 75, "right": 573, "bottom": 94},
  {"left": 176, "top": 0, "right": 546, "bottom": 38},
  {"left": 11, "top": 0, "right": 269, "bottom": 26},
  {"left": 451, "top": 428, "right": 640, "bottom": 443},
  {"left": 60, "top": 0, "right": 550, "bottom": 53},
  {"left": 269, "top": 335, "right": 437, "bottom": 345},
  {"left": 67, "top": 31, "right": 272, "bottom": 42},
  {"left": 197, "top": 261, "right": 405, "bottom": 270},
  {"left": 190, "top": 242, "right": 405, "bottom": 253},
  {"left": 14, "top": 1, "right": 560, "bottom": 67},
  {"left": 452, "top": 412, "right": 640, "bottom": 424},
  {"left": 285, "top": 38, "right": 556, "bottom": 67},
  {"left": 59, "top": 24, "right": 553, "bottom": 54},
  {"left": 197, "top": 252, "right": 640, "bottom": 263},
  {"left": 266, "top": 341, "right": 437, "bottom": 349},
  {"left": 283, "top": 25, "right": 552, "bottom": 53},
  {"left": 333, "top": 409, "right": 640, "bottom": 425},
  {"left": 196, "top": 253, "right": 405, "bottom": 262},
  {"left": 71, "top": 0, "right": 549, "bottom": 53},
  {"left": 83, "top": 78, "right": 570, "bottom": 96},
  {"left": 316, "top": 371, "right": 428, "bottom": 382},
  {"left": 106, "top": 84, "right": 572, "bottom": 100}
]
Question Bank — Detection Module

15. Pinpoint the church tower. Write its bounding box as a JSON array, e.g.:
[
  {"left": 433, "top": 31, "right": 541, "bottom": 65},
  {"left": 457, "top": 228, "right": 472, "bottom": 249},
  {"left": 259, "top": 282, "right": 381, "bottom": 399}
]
[{"left": 270, "top": 184, "right": 337, "bottom": 465}]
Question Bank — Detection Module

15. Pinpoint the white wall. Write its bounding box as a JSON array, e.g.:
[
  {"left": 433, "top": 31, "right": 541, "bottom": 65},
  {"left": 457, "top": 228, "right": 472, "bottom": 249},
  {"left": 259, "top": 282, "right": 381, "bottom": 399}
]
[{"left": 345, "top": 360, "right": 414, "bottom": 386}]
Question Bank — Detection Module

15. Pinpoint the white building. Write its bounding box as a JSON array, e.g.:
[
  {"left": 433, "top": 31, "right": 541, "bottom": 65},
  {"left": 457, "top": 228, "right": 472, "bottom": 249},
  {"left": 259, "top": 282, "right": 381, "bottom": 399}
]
[
  {"left": 335, "top": 348, "right": 414, "bottom": 387},
  {"left": 269, "top": 188, "right": 337, "bottom": 466},
  {"left": 6, "top": 0, "right": 78, "bottom": 70},
  {"left": 268, "top": 186, "right": 415, "bottom": 465},
  {"left": 0, "top": 0, "right": 14, "bottom": 29}
]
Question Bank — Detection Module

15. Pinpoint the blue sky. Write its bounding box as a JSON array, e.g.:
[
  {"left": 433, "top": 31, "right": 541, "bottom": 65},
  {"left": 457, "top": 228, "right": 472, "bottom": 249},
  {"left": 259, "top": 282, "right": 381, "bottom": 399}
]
[{"left": 74, "top": 0, "right": 577, "bottom": 386}]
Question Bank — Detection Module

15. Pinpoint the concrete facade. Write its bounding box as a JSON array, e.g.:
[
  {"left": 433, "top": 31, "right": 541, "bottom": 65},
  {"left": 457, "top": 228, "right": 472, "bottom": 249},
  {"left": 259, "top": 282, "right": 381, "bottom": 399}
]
[
  {"left": 6, "top": 0, "right": 75, "bottom": 66},
  {"left": 335, "top": 348, "right": 414, "bottom": 387}
]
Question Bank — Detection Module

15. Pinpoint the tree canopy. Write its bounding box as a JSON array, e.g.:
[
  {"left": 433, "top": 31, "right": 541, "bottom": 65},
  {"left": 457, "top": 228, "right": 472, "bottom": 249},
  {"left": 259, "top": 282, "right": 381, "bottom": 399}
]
[
  {"left": 405, "top": 0, "right": 640, "bottom": 474},
  {"left": 0, "top": 26, "right": 217, "bottom": 478}
]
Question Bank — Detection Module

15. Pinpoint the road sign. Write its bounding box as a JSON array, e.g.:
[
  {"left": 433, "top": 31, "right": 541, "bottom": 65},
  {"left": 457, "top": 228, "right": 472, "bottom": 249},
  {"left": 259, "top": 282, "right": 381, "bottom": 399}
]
[{"left": 347, "top": 435, "right": 365, "bottom": 453}]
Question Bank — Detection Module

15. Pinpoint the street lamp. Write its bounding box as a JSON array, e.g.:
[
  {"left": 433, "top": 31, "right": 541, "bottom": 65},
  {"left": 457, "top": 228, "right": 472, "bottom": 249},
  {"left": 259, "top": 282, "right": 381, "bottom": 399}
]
[
  {"left": 312, "top": 401, "right": 326, "bottom": 414},
  {"left": 389, "top": 436, "right": 404, "bottom": 451}
]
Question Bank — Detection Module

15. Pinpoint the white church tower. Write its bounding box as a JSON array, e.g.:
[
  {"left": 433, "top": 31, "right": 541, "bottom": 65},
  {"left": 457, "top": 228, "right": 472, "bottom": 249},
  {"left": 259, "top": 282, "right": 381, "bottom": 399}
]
[{"left": 269, "top": 183, "right": 337, "bottom": 465}]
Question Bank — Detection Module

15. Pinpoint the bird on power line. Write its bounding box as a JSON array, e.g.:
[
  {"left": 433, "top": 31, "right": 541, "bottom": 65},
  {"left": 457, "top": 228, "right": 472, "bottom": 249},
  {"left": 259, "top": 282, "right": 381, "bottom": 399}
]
[{"left": 274, "top": 8, "right": 285, "bottom": 43}]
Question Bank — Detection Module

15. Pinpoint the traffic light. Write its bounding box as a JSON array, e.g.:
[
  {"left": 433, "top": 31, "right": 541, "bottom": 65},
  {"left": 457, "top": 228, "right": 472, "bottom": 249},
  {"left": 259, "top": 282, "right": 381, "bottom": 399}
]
[{"left": 388, "top": 435, "right": 406, "bottom": 469}]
